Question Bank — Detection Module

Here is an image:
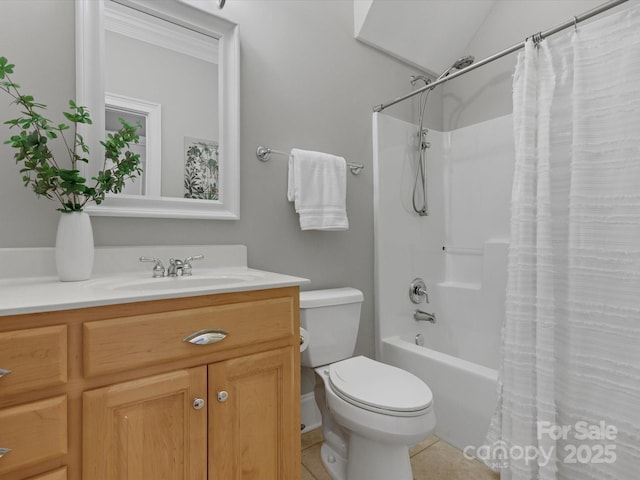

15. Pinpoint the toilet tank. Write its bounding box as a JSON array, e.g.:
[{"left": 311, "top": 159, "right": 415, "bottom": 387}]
[{"left": 299, "top": 288, "right": 364, "bottom": 368}]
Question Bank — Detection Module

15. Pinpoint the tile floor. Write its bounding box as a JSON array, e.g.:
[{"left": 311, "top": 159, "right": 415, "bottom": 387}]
[{"left": 301, "top": 428, "right": 499, "bottom": 480}]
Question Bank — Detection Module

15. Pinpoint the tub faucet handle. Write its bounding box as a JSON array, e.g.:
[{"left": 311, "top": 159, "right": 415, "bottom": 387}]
[{"left": 409, "top": 278, "right": 429, "bottom": 304}]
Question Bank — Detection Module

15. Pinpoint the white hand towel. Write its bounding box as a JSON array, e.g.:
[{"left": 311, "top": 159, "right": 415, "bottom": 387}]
[{"left": 288, "top": 149, "right": 349, "bottom": 231}]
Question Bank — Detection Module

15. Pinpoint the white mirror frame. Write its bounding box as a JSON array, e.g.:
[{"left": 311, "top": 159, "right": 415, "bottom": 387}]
[{"left": 76, "top": 0, "right": 240, "bottom": 219}]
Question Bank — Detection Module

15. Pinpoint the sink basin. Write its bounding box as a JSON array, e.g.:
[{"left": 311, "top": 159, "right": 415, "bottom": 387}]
[
  {"left": 110, "top": 275, "right": 249, "bottom": 292},
  {"left": 85, "top": 270, "right": 265, "bottom": 293}
]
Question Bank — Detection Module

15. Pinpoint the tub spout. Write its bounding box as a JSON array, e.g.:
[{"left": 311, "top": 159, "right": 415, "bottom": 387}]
[{"left": 414, "top": 310, "right": 436, "bottom": 323}]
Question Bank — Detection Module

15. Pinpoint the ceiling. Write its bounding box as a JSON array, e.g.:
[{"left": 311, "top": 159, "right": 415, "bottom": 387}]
[{"left": 354, "top": 0, "right": 496, "bottom": 77}]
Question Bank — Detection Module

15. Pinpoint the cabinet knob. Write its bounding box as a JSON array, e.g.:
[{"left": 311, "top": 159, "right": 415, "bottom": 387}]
[
  {"left": 0, "top": 369, "right": 12, "bottom": 379},
  {"left": 217, "top": 391, "right": 229, "bottom": 402},
  {"left": 0, "top": 448, "right": 12, "bottom": 459},
  {"left": 183, "top": 329, "right": 229, "bottom": 345},
  {"left": 193, "top": 398, "right": 205, "bottom": 410}
]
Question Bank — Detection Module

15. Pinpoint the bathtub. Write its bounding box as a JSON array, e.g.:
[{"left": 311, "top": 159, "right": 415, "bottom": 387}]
[{"left": 381, "top": 335, "right": 498, "bottom": 452}]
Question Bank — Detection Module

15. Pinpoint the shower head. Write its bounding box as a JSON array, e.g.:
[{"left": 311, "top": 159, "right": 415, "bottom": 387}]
[
  {"left": 436, "top": 55, "right": 475, "bottom": 81},
  {"left": 453, "top": 55, "right": 475, "bottom": 70}
]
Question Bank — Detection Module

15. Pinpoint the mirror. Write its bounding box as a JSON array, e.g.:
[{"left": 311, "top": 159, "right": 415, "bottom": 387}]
[{"left": 76, "top": 0, "right": 240, "bottom": 219}]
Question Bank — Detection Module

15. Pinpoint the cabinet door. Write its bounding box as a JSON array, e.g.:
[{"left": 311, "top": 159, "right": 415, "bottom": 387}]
[
  {"left": 209, "top": 347, "right": 299, "bottom": 480},
  {"left": 83, "top": 367, "right": 207, "bottom": 480}
]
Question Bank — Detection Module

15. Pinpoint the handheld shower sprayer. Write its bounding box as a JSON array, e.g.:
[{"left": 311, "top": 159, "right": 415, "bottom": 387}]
[
  {"left": 409, "top": 54, "right": 474, "bottom": 217},
  {"left": 453, "top": 55, "right": 475, "bottom": 69},
  {"left": 436, "top": 55, "right": 475, "bottom": 81},
  {"left": 409, "top": 55, "right": 475, "bottom": 89}
]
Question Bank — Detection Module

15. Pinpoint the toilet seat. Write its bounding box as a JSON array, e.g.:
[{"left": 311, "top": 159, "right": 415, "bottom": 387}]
[{"left": 328, "top": 356, "right": 432, "bottom": 417}]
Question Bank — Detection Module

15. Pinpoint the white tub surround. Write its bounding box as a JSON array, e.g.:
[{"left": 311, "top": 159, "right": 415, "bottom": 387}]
[
  {"left": 373, "top": 112, "right": 514, "bottom": 361},
  {"left": 372, "top": 112, "right": 446, "bottom": 350},
  {"left": 0, "top": 245, "right": 309, "bottom": 316},
  {"left": 373, "top": 112, "right": 514, "bottom": 451}
]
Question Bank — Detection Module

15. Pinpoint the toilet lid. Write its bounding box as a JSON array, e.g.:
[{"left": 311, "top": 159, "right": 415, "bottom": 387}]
[{"left": 328, "top": 356, "right": 433, "bottom": 416}]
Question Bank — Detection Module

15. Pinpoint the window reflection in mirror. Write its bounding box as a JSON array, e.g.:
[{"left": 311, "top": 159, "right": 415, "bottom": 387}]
[{"left": 105, "top": 107, "right": 147, "bottom": 195}]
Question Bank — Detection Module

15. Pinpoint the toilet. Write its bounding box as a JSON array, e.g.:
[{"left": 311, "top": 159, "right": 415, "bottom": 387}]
[{"left": 300, "top": 288, "right": 435, "bottom": 480}]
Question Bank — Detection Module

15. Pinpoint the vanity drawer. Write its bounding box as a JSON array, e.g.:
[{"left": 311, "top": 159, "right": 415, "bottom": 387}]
[
  {"left": 84, "top": 296, "right": 295, "bottom": 377},
  {"left": 0, "top": 326, "right": 67, "bottom": 397},
  {"left": 0, "top": 395, "right": 67, "bottom": 477}
]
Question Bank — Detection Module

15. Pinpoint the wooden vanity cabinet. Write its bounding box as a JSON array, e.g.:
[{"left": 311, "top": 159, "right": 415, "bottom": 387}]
[{"left": 0, "top": 286, "right": 300, "bottom": 480}]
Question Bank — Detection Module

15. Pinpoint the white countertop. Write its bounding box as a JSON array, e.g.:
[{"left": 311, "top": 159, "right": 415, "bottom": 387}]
[{"left": 0, "top": 245, "right": 309, "bottom": 317}]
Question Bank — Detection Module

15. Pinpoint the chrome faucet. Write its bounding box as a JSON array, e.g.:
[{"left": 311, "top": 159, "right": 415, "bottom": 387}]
[
  {"left": 414, "top": 310, "right": 436, "bottom": 323},
  {"left": 167, "top": 258, "right": 185, "bottom": 277},
  {"left": 140, "top": 254, "right": 204, "bottom": 277},
  {"left": 168, "top": 255, "right": 205, "bottom": 277}
]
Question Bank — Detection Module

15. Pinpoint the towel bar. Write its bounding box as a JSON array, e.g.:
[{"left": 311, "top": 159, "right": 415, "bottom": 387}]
[{"left": 256, "top": 146, "right": 364, "bottom": 175}]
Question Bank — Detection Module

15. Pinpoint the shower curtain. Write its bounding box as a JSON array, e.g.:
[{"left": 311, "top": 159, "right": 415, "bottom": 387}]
[{"left": 487, "top": 5, "right": 640, "bottom": 480}]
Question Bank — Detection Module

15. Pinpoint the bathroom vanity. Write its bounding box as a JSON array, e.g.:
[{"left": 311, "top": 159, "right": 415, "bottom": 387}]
[{"left": 0, "top": 245, "right": 308, "bottom": 480}]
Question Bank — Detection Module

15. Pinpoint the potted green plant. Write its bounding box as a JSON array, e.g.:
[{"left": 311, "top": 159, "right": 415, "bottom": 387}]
[{"left": 0, "top": 56, "right": 142, "bottom": 281}]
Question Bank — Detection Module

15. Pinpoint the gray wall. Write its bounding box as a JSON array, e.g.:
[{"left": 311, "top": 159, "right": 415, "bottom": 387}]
[
  {"left": 0, "top": 0, "right": 440, "bottom": 359},
  {"left": 443, "top": 0, "right": 623, "bottom": 130}
]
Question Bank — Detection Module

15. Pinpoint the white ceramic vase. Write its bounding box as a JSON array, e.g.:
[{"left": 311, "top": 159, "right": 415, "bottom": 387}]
[{"left": 55, "top": 211, "right": 95, "bottom": 282}]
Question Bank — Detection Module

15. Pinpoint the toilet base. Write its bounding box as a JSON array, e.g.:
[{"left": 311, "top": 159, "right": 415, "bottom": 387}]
[
  {"left": 347, "top": 433, "right": 413, "bottom": 480},
  {"left": 319, "top": 433, "right": 413, "bottom": 480},
  {"left": 320, "top": 442, "right": 347, "bottom": 480}
]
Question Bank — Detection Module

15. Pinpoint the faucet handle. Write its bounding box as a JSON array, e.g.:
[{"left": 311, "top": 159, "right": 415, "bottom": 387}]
[
  {"left": 182, "top": 255, "right": 204, "bottom": 276},
  {"left": 139, "top": 256, "right": 165, "bottom": 277},
  {"left": 409, "top": 278, "right": 429, "bottom": 304},
  {"left": 184, "top": 255, "right": 204, "bottom": 265}
]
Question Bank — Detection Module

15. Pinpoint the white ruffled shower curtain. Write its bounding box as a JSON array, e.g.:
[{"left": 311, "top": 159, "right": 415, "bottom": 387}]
[{"left": 487, "top": 4, "right": 640, "bottom": 479}]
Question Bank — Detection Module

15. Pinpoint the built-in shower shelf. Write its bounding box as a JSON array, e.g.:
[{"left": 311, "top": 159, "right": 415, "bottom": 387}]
[
  {"left": 437, "top": 281, "right": 481, "bottom": 291},
  {"left": 442, "top": 246, "right": 483, "bottom": 256}
]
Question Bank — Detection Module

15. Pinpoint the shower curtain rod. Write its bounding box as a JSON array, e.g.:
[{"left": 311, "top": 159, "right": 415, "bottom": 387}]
[{"left": 372, "top": 0, "right": 628, "bottom": 113}]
